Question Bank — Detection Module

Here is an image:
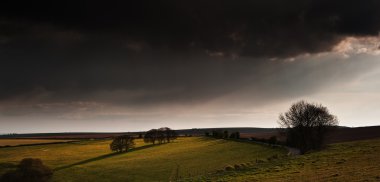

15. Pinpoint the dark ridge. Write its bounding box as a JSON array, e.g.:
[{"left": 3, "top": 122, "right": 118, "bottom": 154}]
[{"left": 0, "top": 127, "right": 276, "bottom": 139}]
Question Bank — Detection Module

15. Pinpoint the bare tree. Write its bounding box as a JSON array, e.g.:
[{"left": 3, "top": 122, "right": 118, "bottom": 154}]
[
  {"left": 279, "top": 100, "right": 338, "bottom": 154},
  {"left": 110, "top": 135, "right": 135, "bottom": 152},
  {"left": 159, "top": 127, "right": 177, "bottom": 143},
  {"left": 157, "top": 130, "right": 165, "bottom": 144}
]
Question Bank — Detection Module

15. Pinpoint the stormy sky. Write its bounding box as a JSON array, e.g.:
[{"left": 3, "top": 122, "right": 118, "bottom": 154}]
[{"left": 1, "top": 0, "right": 380, "bottom": 133}]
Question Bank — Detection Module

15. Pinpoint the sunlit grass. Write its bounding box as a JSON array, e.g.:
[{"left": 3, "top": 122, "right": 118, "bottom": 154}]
[
  {"left": 203, "top": 138, "right": 380, "bottom": 181},
  {"left": 0, "top": 137, "right": 285, "bottom": 181},
  {"left": 0, "top": 139, "right": 147, "bottom": 171}
]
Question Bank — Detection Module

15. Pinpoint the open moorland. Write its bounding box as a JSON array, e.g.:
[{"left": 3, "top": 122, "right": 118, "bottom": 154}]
[
  {"left": 0, "top": 139, "right": 75, "bottom": 147},
  {"left": 1, "top": 136, "right": 380, "bottom": 181},
  {"left": 1, "top": 126, "right": 380, "bottom": 181},
  {"left": 0, "top": 137, "right": 285, "bottom": 181}
]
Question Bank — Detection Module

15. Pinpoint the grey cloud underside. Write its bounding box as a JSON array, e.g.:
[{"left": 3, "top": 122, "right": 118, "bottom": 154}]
[
  {"left": 1, "top": 0, "right": 380, "bottom": 108},
  {"left": 1, "top": 54, "right": 379, "bottom": 109}
]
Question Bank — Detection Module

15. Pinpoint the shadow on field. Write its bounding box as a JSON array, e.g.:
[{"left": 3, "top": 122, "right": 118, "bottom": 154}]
[
  {"left": 0, "top": 162, "right": 17, "bottom": 178},
  {"left": 0, "top": 162, "right": 16, "bottom": 169},
  {"left": 54, "top": 144, "right": 156, "bottom": 171}
]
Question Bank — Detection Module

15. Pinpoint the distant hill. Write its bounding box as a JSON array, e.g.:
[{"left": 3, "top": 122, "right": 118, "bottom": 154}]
[
  {"left": 0, "top": 127, "right": 276, "bottom": 139},
  {"left": 0, "top": 132, "right": 130, "bottom": 139},
  {"left": 326, "top": 125, "right": 380, "bottom": 143},
  {"left": 175, "top": 127, "right": 276, "bottom": 136},
  {"left": 238, "top": 126, "right": 380, "bottom": 144},
  {"left": 1, "top": 126, "right": 379, "bottom": 143}
]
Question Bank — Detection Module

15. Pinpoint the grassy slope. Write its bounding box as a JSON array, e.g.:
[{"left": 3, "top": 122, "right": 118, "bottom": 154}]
[
  {"left": 204, "top": 138, "right": 380, "bottom": 182},
  {"left": 0, "top": 139, "right": 74, "bottom": 147},
  {"left": 0, "top": 139, "right": 117, "bottom": 174},
  {"left": 0, "top": 137, "right": 285, "bottom": 182}
]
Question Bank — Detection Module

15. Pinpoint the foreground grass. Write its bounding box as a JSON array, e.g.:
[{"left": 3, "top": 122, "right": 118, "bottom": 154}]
[
  {"left": 202, "top": 138, "right": 380, "bottom": 181},
  {"left": 0, "top": 137, "right": 285, "bottom": 181},
  {"left": 0, "top": 139, "right": 118, "bottom": 174},
  {"left": 0, "top": 139, "right": 74, "bottom": 147}
]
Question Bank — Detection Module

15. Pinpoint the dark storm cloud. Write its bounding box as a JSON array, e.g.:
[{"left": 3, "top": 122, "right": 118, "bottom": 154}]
[
  {"left": 1, "top": 0, "right": 380, "bottom": 56},
  {"left": 0, "top": 0, "right": 380, "bottom": 106}
]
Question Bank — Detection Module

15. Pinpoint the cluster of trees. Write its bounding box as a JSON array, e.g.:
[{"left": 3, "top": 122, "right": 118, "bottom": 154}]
[
  {"left": 279, "top": 100, "right": 338, "bottom": 154},
  {"left": 1, "top": 158, "right": 53, "bottom": 182},
  {"left": 110, "top": 135, "right": 135, "bottom": 153},
  {"left": 205, "top": 130, "right": 240, "bottom": 139},
  {"left": 144, "top": 127, "right": 177, "bottom": 144},
  {"left": 109, "top": 127, "right": 177, "bottom": 152}
]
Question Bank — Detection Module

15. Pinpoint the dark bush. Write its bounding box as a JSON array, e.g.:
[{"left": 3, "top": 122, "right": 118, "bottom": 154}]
[
  {"left": 235, "top": 132, "right": 240, "bottom": 139},
  {"left": 223, "top": 130, "right": 229, "bottom": 139},
  {"left": 268, "top": 136, "right": 277, "bottom": 144},
  {"left": 211, "top": 130, "right": 224, "bottom": 138},
  {"left": 1, "top": 158, "right": 53, "bottom": 182},
  {"left": 229, "top": 132, "right": 240, "bottom": 139}
]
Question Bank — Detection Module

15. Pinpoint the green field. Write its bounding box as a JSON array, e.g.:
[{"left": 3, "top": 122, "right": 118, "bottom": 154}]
[
  {"left": 203, "top": 138, "right": 380, "bottom": 181},
  {"left": 0, "top": 139, "right": 74, "bottom": 147},
  {"left": 2, "top": 137, "right": 379, "bottom": 181},
  {"left": 0, "top": 137, "right": 285, "bottom": 181}
]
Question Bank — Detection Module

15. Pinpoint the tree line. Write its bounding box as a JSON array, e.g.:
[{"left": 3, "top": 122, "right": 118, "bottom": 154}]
[
  {"left": 110, "top": 127, "right": 177, "bottom": 153},
  {"left": 144, "top": 127, "right": 178, "bottom": 144},
  {"left": 202, "top": 100, "right": 338, "bottom": 155},
  {"left": 205, "top": 130, "right": 240, "bottom": 139}
]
